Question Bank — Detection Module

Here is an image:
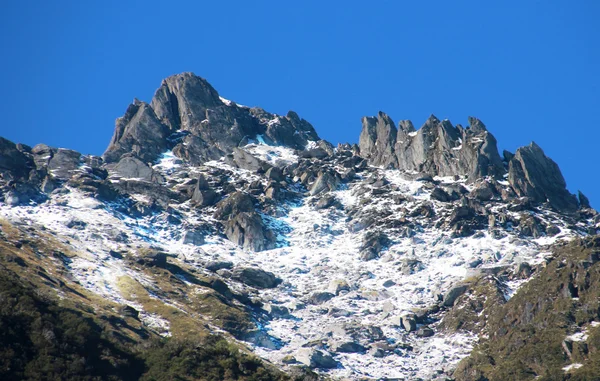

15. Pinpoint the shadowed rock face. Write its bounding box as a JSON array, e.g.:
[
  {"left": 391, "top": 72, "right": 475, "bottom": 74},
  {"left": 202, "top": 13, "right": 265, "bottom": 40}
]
[
  {"left": 104, "top": 100, "right": 171, "bottom": 164},
  {"left": 105, "top": 72, "right": 320, "bottom": 166},
  {"left": 508, "top": 142, "right": 578, "bottom": 213},
  {"left": 0, "top": 137, "right": 34, "bottom": 180}
]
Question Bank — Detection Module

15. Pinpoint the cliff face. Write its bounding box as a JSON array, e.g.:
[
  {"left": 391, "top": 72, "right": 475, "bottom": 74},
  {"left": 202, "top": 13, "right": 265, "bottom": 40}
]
[{"left": 0, "top": 72, "right": 598, "bottom": 380}]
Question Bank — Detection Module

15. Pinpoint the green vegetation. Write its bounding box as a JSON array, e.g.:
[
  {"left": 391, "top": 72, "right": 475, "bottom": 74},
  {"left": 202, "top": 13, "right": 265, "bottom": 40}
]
[
  {"left": 0, "top": 220, "right": 317, "bottom": 380},
  {"left": 0, "top": 265, "right": 303, "bottom": 381},
  {"left": 454, "top": 236, "right": 600, "bottom": 381}
]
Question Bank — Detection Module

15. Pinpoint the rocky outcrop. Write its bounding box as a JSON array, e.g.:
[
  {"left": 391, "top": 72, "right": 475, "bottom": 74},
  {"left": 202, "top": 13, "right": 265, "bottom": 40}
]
[
  {"left": 225, "top": 212, "right": 271, "bottom": 252},
  {"left": 359, "top": 114, "right": 504, "bottom": 181},
  {"left": 0, "top": 137, "right": 34, "bottom": 181},
  {"left": 104, "top": 99, "right": 171, "bottom": 164},
  {"left": 358, "top": 112, "right": 398, "bottom": 168},
  {"left": 106, "top": 73, "right": 320, "bottom": 166},
  {"left": 107, "top": 156, "right": 160, "bottom": 182},
  {"left": 507, "top": 142, "right": 578, "bottom": 213},
  {"left": 191, "top": 174, "right": 218, "bottom": 207},
  {"left": 213, "top": 192, "right": 274, "bottom": 251}
]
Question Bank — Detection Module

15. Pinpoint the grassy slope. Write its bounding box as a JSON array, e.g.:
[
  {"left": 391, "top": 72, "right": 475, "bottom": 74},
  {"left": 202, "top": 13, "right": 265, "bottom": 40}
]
[
  {"left": 454, "top": 236, "right": 600, "bottom": 381},
  {"left": 0, "top": 219, "right": 316, "bottom": 381}
]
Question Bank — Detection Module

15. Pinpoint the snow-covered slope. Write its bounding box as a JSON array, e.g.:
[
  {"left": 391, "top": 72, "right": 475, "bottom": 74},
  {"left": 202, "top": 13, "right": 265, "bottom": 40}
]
[{"left": 1, "top": 139, "right": 594, "bottom": 380}]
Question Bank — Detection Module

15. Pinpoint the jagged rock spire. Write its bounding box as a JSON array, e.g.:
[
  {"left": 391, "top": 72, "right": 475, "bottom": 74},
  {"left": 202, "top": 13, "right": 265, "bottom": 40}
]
[
  {"left": 358, "top": 113, "right": 504, "bottom": 181},
  {"left": 358, "top": 113, "right": 579, "bottom": 213},
  {"left": 104, "top": 72, "right": 320, "bottom": 166}
]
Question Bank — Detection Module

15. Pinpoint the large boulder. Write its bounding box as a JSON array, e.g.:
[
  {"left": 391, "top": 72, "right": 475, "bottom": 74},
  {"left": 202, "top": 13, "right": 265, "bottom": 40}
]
[
  {"left": 442, "top": 284, "right": 468, "bottom": 307},
  {"left": 47, "top": 148, "right": 82, "bottom": 180},
  {"left": 329, "top": 340, "right": 366, "bottom": 353},
  {"left": 225, "top": 212, "right": 271, "bottom": 252},
  {"left": 231, "top": 267, "right": 281, "bottom": 289},
  {"left": 295, "top": 348, "right": 338, "bottom": 369},
  {"left": 308, "top": 291, "right": 335, "bottom": 305},
  {"left": 108, "top": 156, "right": 158, "bottom": 181},
  {"left": 309, "top": 171, "right": 340, "bottom": 196},
  {"left": 229, "top": 148, "right": 271, "bottom": 173}
]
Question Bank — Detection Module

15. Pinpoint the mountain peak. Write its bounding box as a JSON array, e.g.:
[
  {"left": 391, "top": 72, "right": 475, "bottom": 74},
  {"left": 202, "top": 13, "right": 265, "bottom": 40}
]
[{"left": 104, "top": 73, "right": 320, "bottom": 166}]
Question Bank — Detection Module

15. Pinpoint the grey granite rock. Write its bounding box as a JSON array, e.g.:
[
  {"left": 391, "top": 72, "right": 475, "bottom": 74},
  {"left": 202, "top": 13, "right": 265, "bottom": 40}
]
[{"left": 507, "top": 142, "right": 578, "bottom": 213}]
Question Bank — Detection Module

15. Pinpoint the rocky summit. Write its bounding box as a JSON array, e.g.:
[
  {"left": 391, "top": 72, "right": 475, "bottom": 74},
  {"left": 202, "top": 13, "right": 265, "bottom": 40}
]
[{"left": 0, "top": 72, "right": 599, "bottom": 381}]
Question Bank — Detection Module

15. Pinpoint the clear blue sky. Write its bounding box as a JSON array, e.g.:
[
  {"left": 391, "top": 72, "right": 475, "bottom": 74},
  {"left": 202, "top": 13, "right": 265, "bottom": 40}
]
[{"left": 1, "top": 1, "right": 598, "bottom": 206}]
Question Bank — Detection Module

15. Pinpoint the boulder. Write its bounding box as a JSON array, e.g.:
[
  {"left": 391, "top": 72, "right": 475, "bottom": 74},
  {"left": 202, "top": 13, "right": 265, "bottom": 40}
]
[
  {"left": 416, "top": 326, "right": 434, "bottom": 338},
  {"left": 230, "top": 148, "right": 271, "bottom": 173},
  {"left": 181, "top": 230, "right": 205, "bottom": 246},
  {"left": 265, "top": 167, "right": 285, "bottom": 181},
  {"left": 359, "top": 230, "right": 389, "bottom": 261},
  {"left": 192, "top": 188, "right": 218, "bottom": 207},
  {"left": 401, "top": 315, "right": 417, "bottom": 332},
  {"left": 309, "top": 171, "right": 340, "bottom": 196},
  {"left": 442, "top": 284, "right": 468, "bottom": 307},
  {"left": 191, "top": 175, "right": 218, "bottom": 206},
  {"left": 295, "top": 348, "right": 338, "bottom": 369},
  {"left": 109, "top": 156, "right": 156, "bottom": 181},
  {"left": 329, "top": 340, "right": 366, "bottom": 353},
  {"left": 430, "top": 187, "right": 451, "bottom": 202},
  {"left": 328, "top": 279, "right": 350, "bottom": 295},
  {"left": 136, "top": 250, "right": 169, "bottom": 268},
  {"left": 315, "top": 194, "right": 337, "bottom": 209},
  {"left": 225, "top": 212, "right": 270, "bottom": 252},
  {"left": 308, "top": 291, "right": 335, "bottom": 305},
  {"left": 47, "top": 148, "right": 81, "bottom": 179},
  {"left": 118, "top": 305, "right": 140, "bottom": 319},
  {"left": 470, "top": 181, "right": 495, "bottom": 201},
  {"left": 205, "top": 260, "right": 233, "bottom": 272},
  {"left": 231, "top": 267, "right": 281, "bottom": 289},
  {"left": 263, "top": 303, "right": 290, "bottom": 318}
]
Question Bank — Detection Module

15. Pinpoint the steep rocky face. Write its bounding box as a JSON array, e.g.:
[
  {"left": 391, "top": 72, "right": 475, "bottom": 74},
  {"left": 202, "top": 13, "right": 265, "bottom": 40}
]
[
  {"left": 508, "top": 142, "right": 578, "bottom": 213},
  {"left": 104, "top": 99, "right": 171, "bottom": 164},
  {"left": 360, "top": 114, "right": 505, "bottom": 181},
  {"left": 106, "top": 72, "right": 320, "bottom": 166},
  {"left": 0, "top": 137, "right": 34, "bottom": 181},
  {"left": 358, "top": 112, "right": 398, "bottom": 168}
]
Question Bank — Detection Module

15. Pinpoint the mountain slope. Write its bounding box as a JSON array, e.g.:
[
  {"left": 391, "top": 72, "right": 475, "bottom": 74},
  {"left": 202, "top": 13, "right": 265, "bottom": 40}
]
[{"left": 0, "top": 72, "right": 598, "bottom": 380}]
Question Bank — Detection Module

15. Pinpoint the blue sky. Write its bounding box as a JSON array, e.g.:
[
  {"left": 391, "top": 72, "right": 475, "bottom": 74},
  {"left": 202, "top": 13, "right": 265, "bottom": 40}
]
[{"left": 1, "top": 1, "right": 598, "bottom": 206}]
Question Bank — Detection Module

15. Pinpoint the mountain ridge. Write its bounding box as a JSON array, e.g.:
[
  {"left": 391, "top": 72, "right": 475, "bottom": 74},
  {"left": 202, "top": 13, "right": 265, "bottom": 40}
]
[{"left": 0, "top": 72, "right": 599, "bottom": 380}]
